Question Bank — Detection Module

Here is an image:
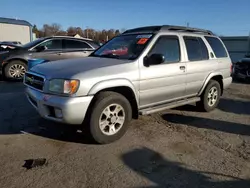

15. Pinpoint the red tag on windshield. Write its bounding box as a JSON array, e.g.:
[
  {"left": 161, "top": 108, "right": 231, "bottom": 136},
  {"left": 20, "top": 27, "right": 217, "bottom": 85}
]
[{"left": 137, "top": 38, "right": 148, "bottom": 44}]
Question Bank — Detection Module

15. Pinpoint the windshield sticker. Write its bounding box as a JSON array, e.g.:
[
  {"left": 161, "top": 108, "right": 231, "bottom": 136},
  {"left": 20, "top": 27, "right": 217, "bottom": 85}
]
[
  {"left": 137, "top": 38, "right": 149, "bottom": 44},
  {"left": 136, "top": 34, "right": 152, "bottom": 39}
]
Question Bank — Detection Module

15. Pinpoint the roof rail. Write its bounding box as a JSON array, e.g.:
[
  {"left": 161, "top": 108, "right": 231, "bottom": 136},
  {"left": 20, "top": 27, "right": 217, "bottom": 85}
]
[
  {"left": 162, "top": 25, "right": 214, "bottom": 35},
  {"left": 122, "top": 26, "right": 162, "bottom": 34},
  {"left": 122, "top": 25, "right": 214, "bottom": 35}
]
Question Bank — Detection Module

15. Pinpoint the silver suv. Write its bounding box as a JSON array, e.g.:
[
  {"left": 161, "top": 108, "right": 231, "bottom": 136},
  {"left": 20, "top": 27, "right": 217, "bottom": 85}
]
[{"left": 24, "top": 25, "right": 232, "bottom": 144}]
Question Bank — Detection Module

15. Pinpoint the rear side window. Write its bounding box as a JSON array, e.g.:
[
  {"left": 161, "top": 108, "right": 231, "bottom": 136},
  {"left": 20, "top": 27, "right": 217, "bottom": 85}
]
[
  {"left": 64, "top": 40, "right": 91, "bottom": 49},
  {"left": 205, "top": 36, "right": 228, "bottom": 58},
  {"left": 148, "top": 36, "right": 180, "bottom": 63},
  {"left": 184, "top": 36, "right": 209, "bottom": 61}
]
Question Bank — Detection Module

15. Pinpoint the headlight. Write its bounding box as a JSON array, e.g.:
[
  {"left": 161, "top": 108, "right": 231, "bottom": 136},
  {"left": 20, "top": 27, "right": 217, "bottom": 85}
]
[{"left": 49, "top": 79, "right": 80, "bottom": 94}]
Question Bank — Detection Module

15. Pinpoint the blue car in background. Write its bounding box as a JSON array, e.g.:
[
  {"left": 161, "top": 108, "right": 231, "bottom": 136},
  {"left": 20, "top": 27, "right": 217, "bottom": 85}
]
[{"left": 28, "top": 59, "right": 49, "bottom": 70}]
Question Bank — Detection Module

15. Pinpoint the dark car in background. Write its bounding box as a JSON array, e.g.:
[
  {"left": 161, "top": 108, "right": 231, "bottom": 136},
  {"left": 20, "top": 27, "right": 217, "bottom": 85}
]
[
  {"left": 0, "top": 36, "right": 100, "bottom": 80},
  {"left": 232, "top": 54, "right": 250, "bottom": 82},
  {"left": 0, "top": 42, "right": 21, "bottom": 52},
  {"left": 2, "top": 41, "right": 22, "bottom": 45}
]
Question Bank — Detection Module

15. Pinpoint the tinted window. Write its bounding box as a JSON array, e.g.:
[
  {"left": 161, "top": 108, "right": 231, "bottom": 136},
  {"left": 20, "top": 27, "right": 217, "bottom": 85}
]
[
  {"left": 87, "top": 41, "right": 100, "bottom": 49},
  {"left": 36, "top": 39, "right": 62, "bottom": 50},
  {"left": 198, "top": 38, "right": 209, "bottom": 60},
  {"left": 205, "top": 36, "right": 228, "bottom": 58},
  {"left": 184, "top": 36, "right": 208, "bottom": 61},
  {"left": 64, "top": 40, "right": 91, "bottom": 49},
  {"left": 149, "top": 36, "right": 180, "bottom": 63}
]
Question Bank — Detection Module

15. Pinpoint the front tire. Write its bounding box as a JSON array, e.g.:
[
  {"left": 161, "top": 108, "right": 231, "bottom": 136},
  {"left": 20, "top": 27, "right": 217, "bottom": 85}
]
[
  {"left": 4, "top": 60, "right": 27, "bottom": 81},
  {"left": 197, "top": 80, "right": 221, "bottom": 112},
  {"left": 89, "top": 91, "right": 132, "bottom": 144}
]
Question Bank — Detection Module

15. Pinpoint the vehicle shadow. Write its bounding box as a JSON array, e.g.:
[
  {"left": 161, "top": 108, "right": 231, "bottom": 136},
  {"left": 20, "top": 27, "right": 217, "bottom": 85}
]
[
  {"left": 218, "top": 98, "right": 250, "bottom": 115},
  {"left": 162, "top": 114, "right": 250, "bottom": 136},
  {"left": 0, "top": 88, "right": 96, "bottom": 144},
  {"left": 121, "top": 147, "right": 250, "bottom": 188},
  {"left": 232, "top": 78, "right": 250, "bottom": 85},
  {"left": 173, "top": 98, "right": 250, "bottom": 115},
  {"left": 0, "top": 115, "right": 96, "bottom": 145},
  {"left": 24, "top": 118, "right": 96, "bottom": 145}
]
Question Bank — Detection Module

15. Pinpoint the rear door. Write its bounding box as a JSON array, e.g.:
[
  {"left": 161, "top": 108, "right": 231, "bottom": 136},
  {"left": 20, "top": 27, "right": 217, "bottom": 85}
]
[
  {"left": 61, "top": 39, "right": 94, "bottom": 58},
  {"left": 183, "top": 35, "right": 217, "bottom": 96},
  {"left": 30, "top": 39, "right": 63, "bottom": 61}
]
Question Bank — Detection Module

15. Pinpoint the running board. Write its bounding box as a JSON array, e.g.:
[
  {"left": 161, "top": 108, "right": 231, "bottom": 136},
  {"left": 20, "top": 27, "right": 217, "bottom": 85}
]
[{"left": 139, "top": 97, "right": 200, "bottom": 115}]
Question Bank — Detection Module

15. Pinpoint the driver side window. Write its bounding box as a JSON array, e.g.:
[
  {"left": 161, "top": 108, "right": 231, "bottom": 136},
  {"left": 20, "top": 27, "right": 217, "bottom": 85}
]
[
  {"left": 148, "top": 36, "right": 180, "bottom": 63},
  {"left": 35, "top": 39, "right": 62, "bottom": 50}
]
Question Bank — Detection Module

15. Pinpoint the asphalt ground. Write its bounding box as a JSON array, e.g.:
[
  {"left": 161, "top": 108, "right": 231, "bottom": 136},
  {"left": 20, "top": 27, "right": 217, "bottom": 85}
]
[{"left": 0, "top": 79, "right": 249, "bottom": 188}]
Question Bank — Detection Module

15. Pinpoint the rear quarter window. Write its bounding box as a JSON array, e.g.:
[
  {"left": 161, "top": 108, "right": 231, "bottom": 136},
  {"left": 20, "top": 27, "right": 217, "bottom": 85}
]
[{"left": 205, "top": 36, "right": 228, "bottom": 58}]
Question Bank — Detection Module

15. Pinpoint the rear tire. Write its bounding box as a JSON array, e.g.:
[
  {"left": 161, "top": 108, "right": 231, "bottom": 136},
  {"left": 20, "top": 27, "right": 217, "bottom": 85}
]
[
  {"left": 4, "top": 60, "right": 27, "bottom": 81},
  {"left": 88, "top": 91, "right": 132, "bottom": 144},
  {"left": 197, "top": 80, "right": 221, "bottom": 112}
]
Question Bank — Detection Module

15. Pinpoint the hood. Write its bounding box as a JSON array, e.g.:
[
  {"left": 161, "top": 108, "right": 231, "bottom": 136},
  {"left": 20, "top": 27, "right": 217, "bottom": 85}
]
[
  {"left": 30, "top": 57, "right": 132, "bottom": 79},
  {"left": 0, "top": 47, "right": 26, "bottom": 62}
]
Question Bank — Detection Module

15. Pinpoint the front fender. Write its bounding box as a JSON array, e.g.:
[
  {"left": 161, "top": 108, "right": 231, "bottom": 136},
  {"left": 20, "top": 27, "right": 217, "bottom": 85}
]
[
  {"left": 88, "top": 78, "right": 139, "bottom": 104},
  {"left": 198, "top": 72, "right": 223, "bottom": 95}
]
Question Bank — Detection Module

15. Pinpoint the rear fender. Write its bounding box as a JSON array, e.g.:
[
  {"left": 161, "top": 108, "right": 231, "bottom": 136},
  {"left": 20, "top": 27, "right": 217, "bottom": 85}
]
[{"left": 198, "top": 72, "right": 223, "bottom": 95}]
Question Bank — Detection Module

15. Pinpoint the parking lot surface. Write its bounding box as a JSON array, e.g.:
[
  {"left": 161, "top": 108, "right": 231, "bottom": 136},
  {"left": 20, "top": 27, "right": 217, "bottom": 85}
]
[{"left": 0, "top": 80, "right": 250, "bottom": 188}]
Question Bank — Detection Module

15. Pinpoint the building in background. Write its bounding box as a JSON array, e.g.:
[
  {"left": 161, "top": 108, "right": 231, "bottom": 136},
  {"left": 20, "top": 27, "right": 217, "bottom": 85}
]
[
  {"left": 221, "top": 36, "right": 250, "bottom": 63},
  {"left": 0, "top": 17, "right": 32, "bottom": 45}
]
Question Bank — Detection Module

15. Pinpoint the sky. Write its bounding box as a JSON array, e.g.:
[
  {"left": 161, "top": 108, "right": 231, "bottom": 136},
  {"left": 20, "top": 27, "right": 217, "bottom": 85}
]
[{"left": 1, "top": 0, "right": 250, "bottom": 36}]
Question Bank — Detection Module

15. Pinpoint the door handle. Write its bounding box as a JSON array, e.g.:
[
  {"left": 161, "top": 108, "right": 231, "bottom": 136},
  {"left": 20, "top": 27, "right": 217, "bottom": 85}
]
[
  {"left": 57, "top": 53, "right": 62, "bottom": 55},
  {"left": 179, "top": 66, "right": 186, "bottom": 70}
]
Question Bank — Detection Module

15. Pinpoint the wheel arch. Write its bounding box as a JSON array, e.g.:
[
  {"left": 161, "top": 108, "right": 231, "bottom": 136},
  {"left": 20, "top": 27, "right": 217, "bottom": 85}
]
[
  {"left": 198, "top": 73, "right": 224, "bottom": 96},
  {"left": 3, "top": 58, "right": 28, "bottom": 69},
  {"left": 88, "top": 79, "right": 139, "bottom": 119}
]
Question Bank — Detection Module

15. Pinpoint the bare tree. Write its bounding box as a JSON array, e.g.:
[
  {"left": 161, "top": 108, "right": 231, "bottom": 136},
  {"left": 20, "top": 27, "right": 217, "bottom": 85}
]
[{"left": 34, "top": 24, "right": 123, "bottom": 42}]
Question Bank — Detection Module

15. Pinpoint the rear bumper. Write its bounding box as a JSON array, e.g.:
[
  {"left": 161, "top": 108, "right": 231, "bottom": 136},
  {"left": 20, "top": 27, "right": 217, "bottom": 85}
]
[
  {"left": 25, "top": 87, "right": 93, "bottom": 124},
  {"left": 223, "top": 77, "right": 232, "bottom": 89}
]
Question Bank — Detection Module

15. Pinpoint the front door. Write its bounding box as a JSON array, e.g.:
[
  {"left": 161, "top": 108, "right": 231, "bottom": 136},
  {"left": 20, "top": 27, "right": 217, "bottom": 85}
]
[
  {"left": 139, "top": 35, "right": 186, "bottom": 108},
  {"left": 29, "top": 39, "right": 64, "bottom": 61}
]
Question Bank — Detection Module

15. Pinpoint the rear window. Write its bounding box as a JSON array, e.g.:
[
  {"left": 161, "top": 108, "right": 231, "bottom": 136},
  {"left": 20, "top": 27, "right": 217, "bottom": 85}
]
[{"left": 205, "top": 36, "right": 228, "bottom": 58}]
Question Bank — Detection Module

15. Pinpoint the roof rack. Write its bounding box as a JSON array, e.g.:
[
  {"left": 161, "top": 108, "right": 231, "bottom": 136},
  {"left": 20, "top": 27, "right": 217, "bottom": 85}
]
[{"left": 123, "top": 25, "right": 214, "bottom": 35}]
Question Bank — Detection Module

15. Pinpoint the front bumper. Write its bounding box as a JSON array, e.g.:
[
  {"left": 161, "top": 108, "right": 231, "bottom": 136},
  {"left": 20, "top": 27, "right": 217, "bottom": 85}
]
[{"left": 25, "top": 87, "right": 93, "bottom": 124}]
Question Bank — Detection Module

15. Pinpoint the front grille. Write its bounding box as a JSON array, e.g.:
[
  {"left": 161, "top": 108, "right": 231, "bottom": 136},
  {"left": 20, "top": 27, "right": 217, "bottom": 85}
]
[{"left": 24, "top": 72, "right": 45, "bottom": 91}]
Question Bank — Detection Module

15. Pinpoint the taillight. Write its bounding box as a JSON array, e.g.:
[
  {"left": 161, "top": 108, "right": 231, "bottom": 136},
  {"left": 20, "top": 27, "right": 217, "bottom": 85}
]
[{"left": 230, "top": 64, "right": 233, "bottom": 74}]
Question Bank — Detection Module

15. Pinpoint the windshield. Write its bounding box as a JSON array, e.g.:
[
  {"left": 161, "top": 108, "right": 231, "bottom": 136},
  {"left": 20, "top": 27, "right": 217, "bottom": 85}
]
[
  {"left": 91, "top": 34, "right": 153, "bottom": 60},
  {"left": 22, "top": 38, "right": 45, "bottom": 49}
]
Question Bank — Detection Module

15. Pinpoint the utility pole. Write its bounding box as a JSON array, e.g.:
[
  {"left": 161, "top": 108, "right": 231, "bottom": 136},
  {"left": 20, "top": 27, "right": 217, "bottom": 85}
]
[
  {"left": 187, "top": 22, "right": 190, "bottom": 27},
  {"left": 248, "top": 31, "right": 250, "bottom": 53},
  {"left": 86, "top": 26, "right": 89, "bottom": 38}
]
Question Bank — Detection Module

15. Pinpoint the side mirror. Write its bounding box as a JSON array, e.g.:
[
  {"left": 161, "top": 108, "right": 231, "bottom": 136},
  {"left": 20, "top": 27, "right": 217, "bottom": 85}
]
[
  {"left": 144, "top": 54, "right": 165, "bottom": 67},
  {"left": 35, "top": 46, "right": 46, "bottom": 52}
]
